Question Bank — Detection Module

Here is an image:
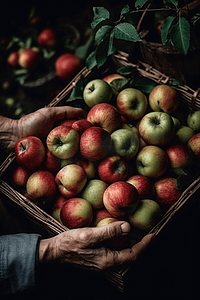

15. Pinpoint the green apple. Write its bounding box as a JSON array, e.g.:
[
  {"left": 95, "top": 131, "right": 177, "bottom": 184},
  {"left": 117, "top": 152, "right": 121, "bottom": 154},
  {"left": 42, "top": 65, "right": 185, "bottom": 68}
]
[
  {"left": 138, "top": 112, "right": 175, "bottom": 146},
  {"left": 136, "top": 145, "right": 168, "bottom": 178},
  {"left": 129, "top": 199, "right": 161, "bottom": 232},
  {"left": 46, "top": 125, "right": 80, "bottom": 159},
  {"left": 187, "top": 110, "right": 200, "bottom": 132},
  {"left": 111, "top": 128, "right": 139, "bottom": 161},
  {"left": 149, "top": 84, "right": 180, "bottom": 113},
  {"left": 81, "top": 179, "right": 108, "bottom": 210},
  {"left": 116, "top": 88, "right": 148, "bottom": 121},
  {"left": 175, "top": 125, "right": 195, "bottom": 144},
  {"left": 83, "top": 79, "right": 113, "bottom": 107}
]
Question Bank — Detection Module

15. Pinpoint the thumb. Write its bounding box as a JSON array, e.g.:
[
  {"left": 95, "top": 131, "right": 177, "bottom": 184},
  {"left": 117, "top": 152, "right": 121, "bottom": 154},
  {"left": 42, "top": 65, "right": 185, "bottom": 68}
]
[{"left": 92, "top": 221, "right": 131, "bottom": 245}]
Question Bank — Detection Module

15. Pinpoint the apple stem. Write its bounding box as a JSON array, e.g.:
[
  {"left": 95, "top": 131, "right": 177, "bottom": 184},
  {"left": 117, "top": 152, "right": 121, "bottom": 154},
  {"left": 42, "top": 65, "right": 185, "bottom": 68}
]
[
  {"left": 88, "top": 83, "right": 95, "bottom": 92},
  {"left": 20, "top": 142, "right": 26, "bottom": 150}
]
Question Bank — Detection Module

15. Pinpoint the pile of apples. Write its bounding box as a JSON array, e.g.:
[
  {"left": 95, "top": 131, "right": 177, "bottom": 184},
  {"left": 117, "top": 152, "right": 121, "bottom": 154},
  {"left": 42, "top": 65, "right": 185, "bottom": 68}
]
[{"left": 12, "top": 73, "right": 200, "bottom": 248}]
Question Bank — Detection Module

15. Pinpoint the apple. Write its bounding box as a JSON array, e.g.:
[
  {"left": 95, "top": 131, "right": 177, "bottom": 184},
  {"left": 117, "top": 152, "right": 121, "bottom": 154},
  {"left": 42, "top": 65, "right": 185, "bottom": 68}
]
[
  {"left": 60, "top": 197, "right": 93, "bottom": 229},
  {"left": 149, "top": 84, "right": 180, "bottom": 113},
  {"left": 37, "top": 28, "right": 57, "bottom": 48},
  {"left": 103, "top": 181, "right": 139, "bottom": 218},
  {"left": 116, "top": 88, "right": 148, "bottom": 121},
  {"left": 129, "top": 199, "right": 161, "bottom": 232},
  {"left": 154, "top": 177, "right": 183, "bottom": 207},
  {"left": 11, "top": 166, "right": 31, "bottom": 187},
  {"left": 7, "top": 51, "right": 19, "bottom": 67},
  {"left": 138, "top": 112, "right": 175, "bottom": 146},
  {"left": 98, "top": 155, "right": 129, "bottom": 184},
  {"left": 187, "top": 110, "right": 200, "bottom": 132},
  {"left": 46, "top": 125, "right": 79, "bottom": 159},
  {"left": 96, "top": 217, "right": 128, "bottom": 249},
  {"left": 175, "top": 125, "right": 195, "bottom": 144},
  {"left": 18, "top": 48, "right": 40, "bottom": 70},
  {"left": 86, "top": 103, "right": 121, "bottom": 134},
  {"left": 42, "top": 149, "right": 60, "bottom": 175},
  {"left": 111, "top": 128, "right": 139, "bottom": 161},
  {"left": 26, "top": 170, "right": 57, "bottom": 205},
  {"left": 55, "top": 164, "right": 87, "bottom": 198},
  {"left": 188, "top": 133, "right": 200, "bottom": 166},
  {"left": 60, "top": 156, "right": 96, "bottom": 180},
  {"left": 91, "top": 208, "right": 113, "bottom": 226},
  {"left": 55, "top": 53, "right": 82, "bottom": 81},
  {"left": 171, "top": 116, "right": 181, "bottom": 131},
  {"left": 83, "top": 79, "right": 113, "bottom": 107},
  {"left": 166, "top": 142, "right": 193, "bottom": 169},
  {"left": 15, "top": 136, "right": 46, "bottom": 171},
  {"left": 136, "top": 145, "right": 168, "bottom": 178},
  {"left": 72, "top": 119, "right": 92, "bottom": 134},
  {"left": 126, "top": 174, "right": 154, "bottom": 199},
  {"left": 80, "top": 126, "right": 112, "bottom": 161},
  {"left": 81, "top": 179, "right": 108, "bottom": 210},
  {"left": 51, "top": 195, "right": 67, "bottom": 223},
  {"left": 103, "top": 73, "right": 125, "bottom": 96}
]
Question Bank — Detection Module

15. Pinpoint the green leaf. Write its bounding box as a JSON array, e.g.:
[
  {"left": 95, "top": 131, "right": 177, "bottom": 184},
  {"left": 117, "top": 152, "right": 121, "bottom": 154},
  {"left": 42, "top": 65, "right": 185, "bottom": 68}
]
[
  {"left": 117, "top": 65, "right": 137, "bottom": 76},
  {"left": 95, "top": 36, "right": 110, "bottom": 67},
  {"left": 161, "top": 16, "right": 176, "bottom": 45},
  {"left": 130, "top": 77, "right": 157, "bottom": 94},
  {"left": 107, "top": 31, "right": 117, "bottom": 56},
  {"left": 170, "top": 17, "right": 190, "bottom": 55},
  {"left": 95, "top": 25, "right": 112, "bottom": 43},
  {"left": 110, "top": 78, "right": 130, "bottom": 93},
  {"left": 86, "top": 51, "right": 97, "bottom": 69},
  {"left": 120, "top": 5, "right": 130, "bottom": 18},
  {"left": 164, "top": 0, "right": 178, "bottom": 7},
  {"left": 67, "top": 75, "right": 87, "bottom": 102},
  {"left": 91, "top": 7, "right": 110, "bottom": 29},
  {"left": 135, "top": 0, "right": 149, "bottom": 9},
  {"left": 112, "top": 23, "right": 141, "bottom": 42}
]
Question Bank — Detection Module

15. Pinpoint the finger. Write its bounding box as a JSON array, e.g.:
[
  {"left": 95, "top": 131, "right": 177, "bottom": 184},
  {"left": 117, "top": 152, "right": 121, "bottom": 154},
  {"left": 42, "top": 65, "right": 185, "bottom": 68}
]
[
  {"left": 50, "top": 106, "right": 85, "bottom": 122},
  {"left": 83, "top": 221, "right": 131, "bottom": 247},
  {"left": 110, "top": 233, "right": 154, "bottom": 267}
]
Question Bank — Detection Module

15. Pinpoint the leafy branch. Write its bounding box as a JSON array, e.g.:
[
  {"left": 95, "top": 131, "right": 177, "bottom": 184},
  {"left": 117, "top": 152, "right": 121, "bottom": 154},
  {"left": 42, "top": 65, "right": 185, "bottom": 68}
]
[{"left": 86, "top": 0, "right": 200, "bottom": 69}]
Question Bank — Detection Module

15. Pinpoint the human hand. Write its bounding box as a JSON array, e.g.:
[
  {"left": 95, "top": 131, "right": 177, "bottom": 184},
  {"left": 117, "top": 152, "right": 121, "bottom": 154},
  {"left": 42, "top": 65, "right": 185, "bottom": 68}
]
[
  {"left": 39, "top": 221, "right": 154, "bottom": 270},
  {"left": 0, "top": 106, "right": 84, "bottom": 152}
]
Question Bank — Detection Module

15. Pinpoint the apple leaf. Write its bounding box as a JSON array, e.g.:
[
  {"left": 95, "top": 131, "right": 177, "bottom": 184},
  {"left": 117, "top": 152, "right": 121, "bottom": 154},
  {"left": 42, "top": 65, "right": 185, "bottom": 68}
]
[
  {"left": 95, "top": 25, "right": 112, "bottom": 43},
  {"left": 161, "top": 16, "right": 175, "bottom": 45},
  {"left": 163, "top": 0, "right": 178, "bottom": 7},
  {"left": 170, "top": 17, "right": 190, "bottom": 55},
  {"left": 117, "top": 65, "right": 137, "bottom": 76},
  {"left": 135, "top": 0, "right": 149, "bottom": 9},
  {"left": 67, "top": 75, "right": 88, "bottom": 102},
  {"left": 86, "top": 51, "right": 97, "bottom": 70},
  {"left": 120, "top": 5, "right": 130, "bottom": 18},
  {"left": 95, "top": 35, "right": 110, "bottom": 67},
  {"left": 110, "top": 78, "right": 130, "bottom": 93},
  {"left": 91, "top": 7, "right": 110, "bottom": 29},
  {"left": 131, "top": 77, "right": 157, "bottom": 94},
  {"left": 112, "top": 23, "right": 141, "bottom": 42}
]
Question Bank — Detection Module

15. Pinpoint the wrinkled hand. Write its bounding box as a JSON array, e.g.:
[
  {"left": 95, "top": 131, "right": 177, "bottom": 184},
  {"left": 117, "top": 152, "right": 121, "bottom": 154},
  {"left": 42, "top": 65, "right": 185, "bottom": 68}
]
[
  {"left": 39, "top": 221, "right": 154, "bottom": 270},
  {"left": 1, "top": 106, "right": 84, "bottom": 152}
]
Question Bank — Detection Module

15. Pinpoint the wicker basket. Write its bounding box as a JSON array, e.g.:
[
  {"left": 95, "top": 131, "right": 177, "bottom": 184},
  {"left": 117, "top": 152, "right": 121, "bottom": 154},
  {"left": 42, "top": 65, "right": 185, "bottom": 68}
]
[{"left": 1, "top": 52, "right": 200, "bottom": 292}]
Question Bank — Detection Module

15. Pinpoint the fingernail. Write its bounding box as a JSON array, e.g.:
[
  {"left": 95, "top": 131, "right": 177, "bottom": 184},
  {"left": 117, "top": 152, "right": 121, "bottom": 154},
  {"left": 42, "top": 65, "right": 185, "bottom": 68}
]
[{"left": 121, "top": 222, "right": 131, "bottom": 235}]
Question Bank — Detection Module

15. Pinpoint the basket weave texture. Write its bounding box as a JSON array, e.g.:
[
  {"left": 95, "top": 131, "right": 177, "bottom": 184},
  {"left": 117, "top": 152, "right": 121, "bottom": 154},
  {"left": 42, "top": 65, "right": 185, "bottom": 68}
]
[{"left": 0, "top": 52, "right": 200, "bottom": 292}]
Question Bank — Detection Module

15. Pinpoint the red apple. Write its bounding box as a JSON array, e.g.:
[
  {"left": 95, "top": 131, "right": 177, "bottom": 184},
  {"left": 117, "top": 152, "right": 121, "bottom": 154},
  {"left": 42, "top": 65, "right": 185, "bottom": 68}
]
[
  {"left": 26, "top": 170, "right": 57, "bottom": 205},
  {"left": 87, "top": 103, "right": 121, "bottom": 134},
  {"left": 55, "top": 53, "right": 82, "bottom": 81},
  {"left": 55, "top": 164, "right": 87, "bottom": 198},
  {"left": 96, "top": 217, "right": 129, "bottom": 249},
  {"left": 91, "top": 208, "right": 113, "bottom": 226},
  {"left": 58, "top": 119, "right": 77, "bottom": 128},
  {"left": 37, "top": 28, "right": 57, "bottom": 48},
  {"left": 166, "top": 142, "right": 193, "bottom": 169},
  {"left": 98, "top": 155, "right": 129, "bottom": 184},
  {"left": 60, "top": 197, "right": 93, "bottom": 228},
  {"left": 103, "top": 181, "right": 139, "bottom": 218},
  {"left": 41, "top": 149, "right": 60, "bottom": 175},
  {"left": 154, "top": 176, "right": 183, "bottom": 207},
  {"left": 72, "top": 119, "right": 92, "bottom": 134},
  {"left": 11, "top": 166, "right": 31, "bottom": 187},
  {"left": 80, "top": 126, "right": 112, "bottom": 161},
  {"left": 126, "top": 174, "right": 154, "bottom": 199},
  {"left": 103, "top": 73, "right": 124, "bottom": 84},
  {"left": 51, "top": 195, "right": 67, "bottom": 223},
  {"left": 18, "top": 48, "right": 40, "bottom": 70},
  {"left": 46, "top": 125, "right": 79, "bottom": 159},
  {"left": 188, "top": 133, "right": 200, "bottom": 166},
  {"left": 7, "top": 51, "right": 19, "bottom": 67},
  {"left": 15, "top": 136, "right": 46, "bottom": 171}
]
